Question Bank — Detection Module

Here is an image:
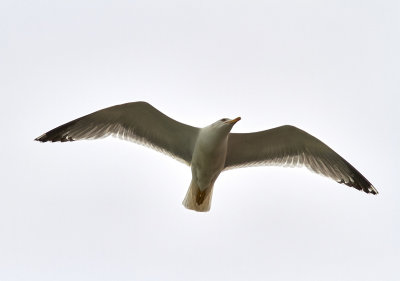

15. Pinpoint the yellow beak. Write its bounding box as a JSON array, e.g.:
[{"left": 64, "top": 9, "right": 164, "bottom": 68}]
[{"left": 228, "top": 117, "right": 241, "bottom": 124}]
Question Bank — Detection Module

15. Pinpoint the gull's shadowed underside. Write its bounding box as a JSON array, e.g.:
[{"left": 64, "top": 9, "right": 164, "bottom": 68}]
[{"left": 35, "top": 101, "right": 378, "bottom": 212}]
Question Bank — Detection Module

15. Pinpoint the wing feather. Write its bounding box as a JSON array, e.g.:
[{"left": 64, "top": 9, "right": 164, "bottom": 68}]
[
  {"left": 35, "top": 102, "right": 199, "bottom": 165},
  {"left": 224, "top": 125, "right": 377, "bottom": 194}
]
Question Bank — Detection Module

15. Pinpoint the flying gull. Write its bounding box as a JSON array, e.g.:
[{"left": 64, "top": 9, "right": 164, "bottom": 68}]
[{"left": 35, "top": 101, "right": 378, "bottom": 212}]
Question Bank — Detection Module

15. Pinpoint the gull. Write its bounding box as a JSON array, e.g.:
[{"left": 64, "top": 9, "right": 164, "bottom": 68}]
[{"left": 35, "top": 101, "right": 378, "bottom": 212}]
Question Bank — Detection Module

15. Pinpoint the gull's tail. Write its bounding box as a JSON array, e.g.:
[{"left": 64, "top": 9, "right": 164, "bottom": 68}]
[{"left": 182, "top": 180, "right": 214, "bottom": 212}]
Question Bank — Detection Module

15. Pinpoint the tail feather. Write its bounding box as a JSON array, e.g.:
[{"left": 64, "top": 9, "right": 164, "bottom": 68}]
[{"left": 182, "top": 180, "right": 214, "bottom": 212}]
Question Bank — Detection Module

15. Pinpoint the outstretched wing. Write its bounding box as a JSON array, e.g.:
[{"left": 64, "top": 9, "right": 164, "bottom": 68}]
[
  {"left": 35, "top": 101, "right": 199, "bottom": 165},
  {"left": 224, "top": 125, "right": 377, "bottom": 194}
]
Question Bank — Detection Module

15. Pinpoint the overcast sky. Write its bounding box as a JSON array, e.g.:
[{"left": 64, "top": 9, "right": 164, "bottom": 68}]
[{"left": 1, "top": 1, "right": 399, "bottom": 280}]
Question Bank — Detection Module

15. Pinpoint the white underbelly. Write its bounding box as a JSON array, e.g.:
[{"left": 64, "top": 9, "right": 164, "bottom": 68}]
[{"left": 191, "top": 146, "right": 227, "bottom": 191}]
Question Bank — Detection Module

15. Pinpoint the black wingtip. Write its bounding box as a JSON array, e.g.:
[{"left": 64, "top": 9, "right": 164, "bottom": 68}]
[
  {"left": 357, "top": 183, "right": 379, "bottom": 195},
  {"left": 34, "top": 134, "right": 47, "bottom": 142},
  {"left": 355, "top": 182, "right": 378, "bottom": 195},
  {"left": 34, "top": 118, "right": 79, "bottom": 143},
  {"left": 368, "top": 185, "right": 379, "bottom": 195},
  {"left": 34, "top": 133, "right": 75, "bottom": 142}
]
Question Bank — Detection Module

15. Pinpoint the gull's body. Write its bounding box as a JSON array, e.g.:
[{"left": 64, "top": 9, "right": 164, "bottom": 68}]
[
  {"left": 184, "top": 118, "right": 240, "bottom": 211},
  {"left": 35, "top": 101, "right": 378, "bottom": 212}
]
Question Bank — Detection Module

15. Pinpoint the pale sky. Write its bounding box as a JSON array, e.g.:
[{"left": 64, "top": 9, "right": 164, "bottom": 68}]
[{"left": 1, "top": 1, "right": 399, "bottom": 280}]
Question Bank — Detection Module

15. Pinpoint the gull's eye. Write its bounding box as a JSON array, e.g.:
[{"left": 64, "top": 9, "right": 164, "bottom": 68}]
[{"left": 220, "top": 118, "right": 229, "bottom": 122}]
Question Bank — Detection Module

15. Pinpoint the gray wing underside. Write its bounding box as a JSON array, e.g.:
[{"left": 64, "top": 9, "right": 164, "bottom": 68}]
[
  {"left": 35, "top": 101, "right": 199, "bottom": 165},
  {"left": 225, "top": 125, "right": 377, "bottom": 194}
]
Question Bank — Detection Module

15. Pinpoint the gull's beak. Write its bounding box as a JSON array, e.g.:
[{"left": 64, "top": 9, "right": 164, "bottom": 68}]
[{"left": 228, "top": 117, "right": 241, "bottom": 124}]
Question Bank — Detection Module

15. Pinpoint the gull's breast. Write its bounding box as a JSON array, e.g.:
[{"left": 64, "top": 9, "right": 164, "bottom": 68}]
[{"left": 191, "top": 129, "right": 228, "bottom": 191}]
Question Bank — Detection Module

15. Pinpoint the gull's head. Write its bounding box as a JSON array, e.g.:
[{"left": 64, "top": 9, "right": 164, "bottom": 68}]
[{"left": 210, "top": 117, "right": 241, "bottom": 133}]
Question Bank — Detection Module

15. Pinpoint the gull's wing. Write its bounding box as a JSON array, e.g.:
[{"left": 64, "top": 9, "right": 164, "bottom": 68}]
[
  {"left": 224, "top": 125, "right": 377, "bottom": 194},
  {"left": 35, "top": 102, "right": 199, "bottom": 165}
]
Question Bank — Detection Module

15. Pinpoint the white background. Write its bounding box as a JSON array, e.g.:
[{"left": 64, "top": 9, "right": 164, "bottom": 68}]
[{"left": 1, "top": 1, "right": 399, "bottom": 280}]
